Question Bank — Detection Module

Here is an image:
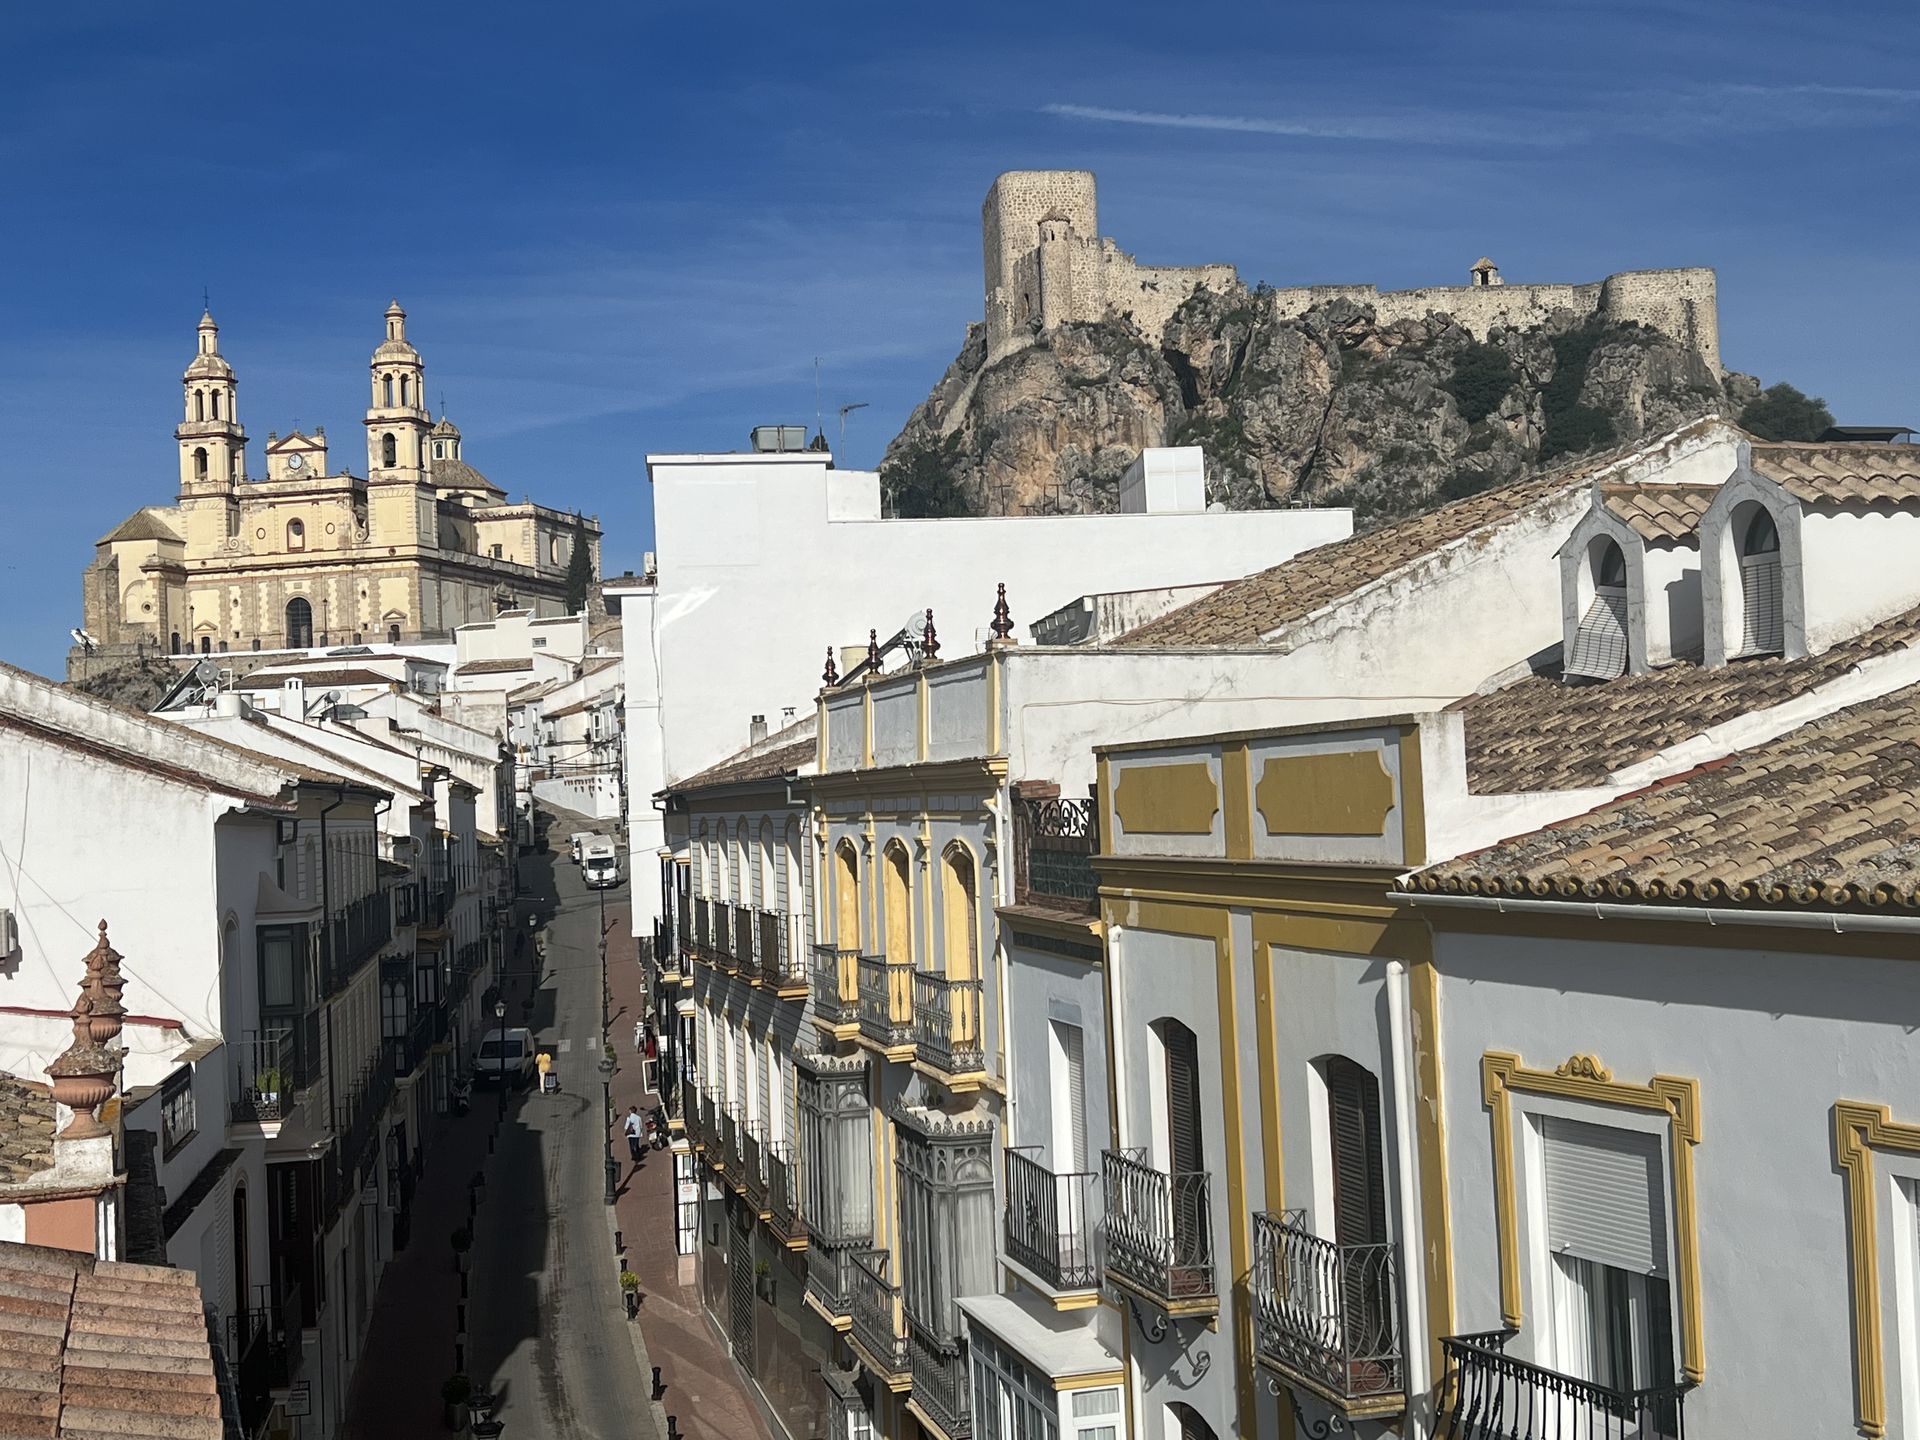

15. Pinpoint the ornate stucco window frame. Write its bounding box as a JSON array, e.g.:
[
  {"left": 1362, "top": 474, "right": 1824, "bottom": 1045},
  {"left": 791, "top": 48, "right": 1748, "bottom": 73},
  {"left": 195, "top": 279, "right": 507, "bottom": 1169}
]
[
  {"left": 1832, "top": 1101, "right": 1920, "bottom": 1438},
  {"left": 1479, "top": 1050, "right": 1705, "bottom": 1385}
]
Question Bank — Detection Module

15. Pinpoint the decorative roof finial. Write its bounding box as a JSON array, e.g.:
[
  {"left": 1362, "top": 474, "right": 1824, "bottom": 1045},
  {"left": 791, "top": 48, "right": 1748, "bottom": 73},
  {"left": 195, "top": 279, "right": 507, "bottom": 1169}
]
[
  {"left": 46, "top": 923, "right": 126, "bottom": 1141},
  {"left": 823, "top": 645, "right": 839, "bottom": 687},
  {"left": 867, "top": 628, "right": 881, "bottom": 671},
  {"left": 990, "top": 583, "right": 1015, "bottom": 643},
  {"left": 922, "top": 608, "right": 940, "bottom": 662}
]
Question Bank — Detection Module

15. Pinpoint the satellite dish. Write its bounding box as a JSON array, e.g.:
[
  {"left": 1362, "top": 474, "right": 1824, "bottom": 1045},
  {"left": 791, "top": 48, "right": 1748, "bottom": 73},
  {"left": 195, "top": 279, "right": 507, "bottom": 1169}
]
[
  {"left": 193, "top": 658, "right": 220, "bottom": 686},
  {"left": 321, "top": 690, "right": 342, "bottom": 707}
]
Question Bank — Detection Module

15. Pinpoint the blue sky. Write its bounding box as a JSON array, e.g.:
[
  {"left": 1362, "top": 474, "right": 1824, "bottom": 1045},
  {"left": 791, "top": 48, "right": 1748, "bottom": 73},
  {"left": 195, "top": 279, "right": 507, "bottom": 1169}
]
[{"left": 3, "top": 1, "right": 1916, "bottom": 678}]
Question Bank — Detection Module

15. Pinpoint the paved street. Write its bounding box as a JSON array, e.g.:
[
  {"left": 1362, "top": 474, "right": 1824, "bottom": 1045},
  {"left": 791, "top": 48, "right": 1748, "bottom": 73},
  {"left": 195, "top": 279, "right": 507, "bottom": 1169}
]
[{"left": 468, "top": 839, "right": 661, "bottom": 1439}]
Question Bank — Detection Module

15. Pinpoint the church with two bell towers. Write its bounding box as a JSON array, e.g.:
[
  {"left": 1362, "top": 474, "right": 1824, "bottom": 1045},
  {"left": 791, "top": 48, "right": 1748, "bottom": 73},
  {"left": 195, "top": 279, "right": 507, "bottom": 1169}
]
[{"left": 76, "top": 301, "right": 599, "bottom": 667}]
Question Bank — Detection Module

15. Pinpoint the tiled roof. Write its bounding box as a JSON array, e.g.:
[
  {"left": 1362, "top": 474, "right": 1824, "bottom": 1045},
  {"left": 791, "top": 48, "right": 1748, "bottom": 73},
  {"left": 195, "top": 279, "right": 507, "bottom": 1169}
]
[
  {"left": 1598, "top": 483, "right": 1718, "bottom": 542},
  {"left": 455, "top": 658, "right": 533, "bottom": 676},
  {"left": 1458, "top": 604, "right": 1920, "bottom": 793},
  {"left": 1119, "top": 448, "right": 1628, "bottom": 648},
  {"left": 1750, "top": 441, "right": 1920, "bottom": 507},
  {"left": 98, "top": 508, "right": 181, "bottom": 546},
  {"left": 0, "top": 1242, "right": 223, "bottom": 1438},
  {"left": 236, "top": 667, "right": 394, "bottom": 690},
  {"left": 1411, "top": 680, "right": 1920, "bottom": 910},
  {"left": 670, "top": 737, "right": 815, "bottom": 794},
  {"left": 0, "top": 1078, "right": 54, "bottom": 1184}
]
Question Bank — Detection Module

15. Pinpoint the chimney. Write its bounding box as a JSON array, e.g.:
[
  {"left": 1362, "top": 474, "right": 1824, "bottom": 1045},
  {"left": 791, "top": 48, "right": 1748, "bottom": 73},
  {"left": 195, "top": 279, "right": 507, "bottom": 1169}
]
[{"left": 749, "top": 714, "right": 768, "bottom": 746}]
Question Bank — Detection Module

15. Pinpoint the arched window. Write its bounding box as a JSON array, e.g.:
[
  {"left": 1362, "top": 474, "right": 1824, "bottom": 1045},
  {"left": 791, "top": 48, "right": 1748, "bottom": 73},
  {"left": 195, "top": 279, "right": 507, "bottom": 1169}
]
[
  {"left": 286, "top": 518, "right": 305, "bottom": 552},
  {"left": 382, "top": 433, "right": 397, "bottom": 468},
  {"left": 734, "top": 822, "right": 749, "bottom": 905},
  {"left": 883, "top": 841, "right": 913, "bottom": 967},
  {"left": 782, "top": 819, "right": 801, "bottom": 918},
  {"left": 941, "top": 845, "right": 978, "bottom": 980},
  {"left": 1318, "top": 1056, "right": 1394, "bottom": 1358},
  {"left": 757, "top": 819, "right": 775, "bottom": 908},
  {"left": 435, "top": 442, "right": 445, "bottom": 459},
  {"left": 194, "top": 390, "right": 205, "bottom": 422},
  {"left": 550, "top": 535, "right": 563, "bottom": 565},
  {"left": 383, "top": 375, "right": 394, "bottom": 406},
  {"left": 834, "top": 841, "right": 860, "bottom": 950},
  {"left": 1168, "top": 1403, "right": 1217, "bottom": 1440},
  {"left": 1153, "top": 1016, "right": 1209, "bottom": 1298},
  {"left": 231, "top": 1183, "right": 250, "bottom": 1319},
  {"left": 210, "top": 390, "right": 220, "bottom": 420},
  {"left": 388, "top": 623, "right": 401, "bottom": 644},
  {"left": 1739, "top": 506, "right": 1783, "bottom": 655},
  {"left": 692, "top": 824, "right": 707, "bottom": 899},
  {"left": 169, "top": 632, "right": 180, "bottom": 654},
  {"left": 285, "top": 597, "right": 313, "bottom": 649},
  {"left": 399, "top": 375, "right": 410, "bottom": 406},
  {"left": 199, "top": 636, "right": 211, "bottom": 654},
  {"left": 1566, "top": 537, "right": 1630, "bottom": 680},
  {"left": 193, "top": 447, "right": 209, "bottom": 480}
]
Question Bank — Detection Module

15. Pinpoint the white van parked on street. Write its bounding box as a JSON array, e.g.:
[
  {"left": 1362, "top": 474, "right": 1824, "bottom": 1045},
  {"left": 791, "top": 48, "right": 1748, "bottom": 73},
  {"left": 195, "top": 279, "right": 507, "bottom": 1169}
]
[{"left": 582, "top": 837, "right": 620, "bottom": 889}]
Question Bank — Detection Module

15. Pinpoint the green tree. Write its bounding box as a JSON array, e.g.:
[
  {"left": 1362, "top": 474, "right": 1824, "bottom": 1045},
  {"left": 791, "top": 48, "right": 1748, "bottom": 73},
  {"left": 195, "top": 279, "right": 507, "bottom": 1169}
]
[
  {"left": 1739, "top": 382, "right": 1835, "bottom": 442},
  {"left": 1445, "top": 342, "right": 1515, "bottom": 425},
  {"left": 880, "top": 434, "right": 971, "bottom": 518},
  {"left": 563, "top": 514, "right": 594, "bottom": 614}
]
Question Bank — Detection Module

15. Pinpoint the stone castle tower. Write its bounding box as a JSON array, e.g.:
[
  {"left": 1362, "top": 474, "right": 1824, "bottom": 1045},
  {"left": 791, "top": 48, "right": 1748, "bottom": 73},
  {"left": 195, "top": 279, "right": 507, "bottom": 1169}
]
[{"left": 977, "top": 170, "right": 1720, "bottom": 373}]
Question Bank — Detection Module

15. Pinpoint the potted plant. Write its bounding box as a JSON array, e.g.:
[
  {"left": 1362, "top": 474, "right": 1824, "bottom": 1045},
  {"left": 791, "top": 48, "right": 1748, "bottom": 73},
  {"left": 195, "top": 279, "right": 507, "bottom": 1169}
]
[
  {"left": 755, "top": 1258, "right": 775, "bottom": 1303},
  {"left": 451, "top": 1225, "right": 473, "bottom": 1275},
  {"left": 255, "top": 1067, "right": 282, "bottom": 1107},
  {"left": 619, "top": 1268, "right": 640, "bottom": 1320},
  {"left": 441, "top": 1372, "right": 472, "bottom": 1431}
]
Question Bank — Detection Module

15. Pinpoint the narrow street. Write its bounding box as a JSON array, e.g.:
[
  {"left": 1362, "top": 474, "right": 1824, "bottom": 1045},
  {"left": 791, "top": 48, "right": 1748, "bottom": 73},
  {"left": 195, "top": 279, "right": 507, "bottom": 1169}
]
[{"left": 466, "top": 835, "right": 661, "bottom": 1438}]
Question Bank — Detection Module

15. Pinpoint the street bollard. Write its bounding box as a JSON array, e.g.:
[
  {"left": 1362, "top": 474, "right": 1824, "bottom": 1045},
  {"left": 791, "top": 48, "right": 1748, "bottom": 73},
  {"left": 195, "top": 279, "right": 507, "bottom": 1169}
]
[
  {"left": 667, "top": 1417, "right": 679, "bottom": 1440},
  {"left": 651, "top": 1367, "right": 665, "bottom": 1400},
  {"left": 614, "top": 1229, "right": 624, "bottom": 1255},
  {"left": 604, "top": 1153, "right": 618, "bottom": 1206}
]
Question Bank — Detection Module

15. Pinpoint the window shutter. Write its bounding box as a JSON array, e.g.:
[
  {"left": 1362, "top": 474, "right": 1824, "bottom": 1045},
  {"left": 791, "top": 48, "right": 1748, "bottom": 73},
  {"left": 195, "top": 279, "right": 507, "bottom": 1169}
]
[
  {"left": 1741, "top": 554, "right": 1784, "bottom": 654},
  {"left": 1164, "top": 1023, "right": 1203, "bottom": 1176},
  {"left": 1326, "top": 1058, "right": 1388, "bottom": 1248},
  {"left": 1565, "top": 588, "right": 1629, "bottom": 679},
  {"left": 1064, "top": 1025, "right": 1088, "bottom": 1174},
  {"left": 1543, "top": 1116, "right": 1667, "bottom": 1277}
]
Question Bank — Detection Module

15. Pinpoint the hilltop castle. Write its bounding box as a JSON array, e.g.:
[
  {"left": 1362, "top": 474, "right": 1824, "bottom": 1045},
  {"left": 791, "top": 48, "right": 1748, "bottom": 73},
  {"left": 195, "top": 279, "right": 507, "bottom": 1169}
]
[
  {"left": 76, "top": 303, "right": 599, "bottom": 670},
  {"left": 981, "top": 170, "right": 1721, "bottom": 371}
]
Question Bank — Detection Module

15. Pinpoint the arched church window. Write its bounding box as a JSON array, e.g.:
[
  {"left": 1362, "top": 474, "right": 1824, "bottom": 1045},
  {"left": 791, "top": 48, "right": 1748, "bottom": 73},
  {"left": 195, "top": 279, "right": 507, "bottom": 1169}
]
[
  {"left": 194, "top": 391, "right": 204, "bottom": 422},
  {"left": 1738, "top": 506, "right": 1784, "bottom": 655},
  {"left": 287, "top": 519, "right": 305, "bottom": 552},
  {"left": 169, "top": 632, "right": 181, "bottom": 655},
  {"left": 388, "top": 623, "right": 401, "bottom": 644},
  {"left": 382, "top": 433, "right": 397, "bottom": 468},
  {"left": 199, "top": 636, "right": 210, "bottom": 655},
  {"left": 435, "top": 442, "right": 444, "bottom": 459},
  {"left": 285, "top": 597, "right": 313, "bottom": 649},
  {"left": 383, "top": 375, "right": 394, "bottom": 407},
  {"left": 193, "top": 447, "right": 209, "bottom": 481},
  {"left": 210, "top": 390, "right": 220, "bottom": 420},
  {"left": 400, "top": 376, "right": 410, "bottom": 406}
]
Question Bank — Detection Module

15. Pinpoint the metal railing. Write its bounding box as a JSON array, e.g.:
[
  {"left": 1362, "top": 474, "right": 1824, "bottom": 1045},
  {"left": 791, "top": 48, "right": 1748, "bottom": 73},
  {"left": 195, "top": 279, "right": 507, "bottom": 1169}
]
[
  {"left": 719, "top": 1105, "right": 741, "bottom": 1179},
  {"left": 760, "top": 910, "right": 807, "bottom": 991},
  {"left": 811, "top": 944, "right": 861, "bottom": 1025},
  {"left": 713, "top": 905, "right": 735, "bottom": 971},
  {"left": 804, "top": 1239, "right": 860, "bottom": 1317},
  {"left": 232, "top": 1028, "right": 296, "bottom": 1123},
  {"left": 693, "top": 897, "right": 711, "bottom": 956},
  {"left": 1005, "top": 1148, "right": 1100, "bottom": 1291},
  {"left": 742, "top": 1126, "right": 767, "bottom": 1211},
  {"left": 908, "top": 1319, "right": 971, "bottom": 1440},
  {"left": 1101, "top": 1148, "right": 1215, "bottom": 1307},
  {"left": 733, "top": 904, "right": 756, "bottom": 978},
  {"left": 1253, "top": 1209, "right": 1404, "bottom": 1413},
  {"left": 324, "top": 891, "right": 392, "bottom": 993},
  {"left": 856, "top": 954, "right": 914, "bottom": 1047},
  {"left": 847, "top": 1248, "right": 908, "bottom": 1377},
  {"left": 1439, "top": 1330, "right": 1688, "bottom": 1439},
  {"left": 1015, "top": 793, "right": 1098, "bottom": 913},
  {"left": 388, "top": 1005, "right": 440, "bottom": 1078},
  {"left": 767, "top": 1142, "right": 806, "bottom": 1245},
  {"left": 912, "top": 970, "right": 985, "bottom": 1075}
]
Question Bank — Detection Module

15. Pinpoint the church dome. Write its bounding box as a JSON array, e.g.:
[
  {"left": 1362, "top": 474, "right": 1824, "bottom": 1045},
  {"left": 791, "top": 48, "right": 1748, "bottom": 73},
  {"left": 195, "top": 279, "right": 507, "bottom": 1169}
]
[
  {"left": 431, "top": 415, "right": 461, "bottom": 438},
  {"left": 185, "top": 309, "right": 234, "bottom": 379},
  {"left": 373, "top": 299, "right": 421, "bottom": 362}
]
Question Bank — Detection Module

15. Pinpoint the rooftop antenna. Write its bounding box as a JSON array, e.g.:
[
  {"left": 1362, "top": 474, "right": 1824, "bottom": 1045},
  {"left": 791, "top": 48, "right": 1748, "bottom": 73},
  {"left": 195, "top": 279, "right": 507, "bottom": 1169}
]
[
  {"left": 202, "top": 285, "right": 209, "bottom": 312},
  {"left": 838, "top": 401, "right": 869, "bottom": 452},
  {"left": 814, "top": 358, "right": 823, "bottom": 441}
]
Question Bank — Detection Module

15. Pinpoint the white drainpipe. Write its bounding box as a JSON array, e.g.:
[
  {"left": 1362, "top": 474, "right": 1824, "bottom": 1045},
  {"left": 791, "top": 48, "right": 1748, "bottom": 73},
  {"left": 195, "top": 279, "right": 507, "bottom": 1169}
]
[{"left": 1387, "top": 959, "right": 1433, "bottom": 1430}]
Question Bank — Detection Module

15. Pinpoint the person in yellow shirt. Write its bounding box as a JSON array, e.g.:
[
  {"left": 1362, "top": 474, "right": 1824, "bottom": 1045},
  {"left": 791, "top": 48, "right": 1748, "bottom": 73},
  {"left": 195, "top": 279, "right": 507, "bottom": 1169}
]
[{"left": 536, "top": 1049, "right": 555, "bottom": 1094}]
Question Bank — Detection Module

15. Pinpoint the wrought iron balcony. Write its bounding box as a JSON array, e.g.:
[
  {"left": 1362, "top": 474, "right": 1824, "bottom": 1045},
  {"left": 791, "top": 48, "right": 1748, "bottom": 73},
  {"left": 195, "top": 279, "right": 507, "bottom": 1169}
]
[
  {"left": 767, "top": 1141, "right": 806, "bottom": 1246},
  {"left": 231, "top": 1028, "right": 296, "bottom": 1123},
  {"left": 742, "top": 1125, "right": 767, "bottom": 1212},
  {"left": 688, "top": 1088, "right": 714, "bottom": 1153},
  {"left": 811, "top": 944, "right": 861, "bottom": 1026},
  {"left": 719, "top": 1105, "right": 741, "bottom": 1180},
  {"left": 693, "top": 897, "right": 711, "bottom": 956},
  {"left": 713, "top": 904, "right": 735, "bottom": 972},
  {"left": 912, "top": 970, "right": 985, "bottom": 1076},
  {"left": 847, "top": 1247, "right": 909, "bottom": 1380},
  {"left": 734, "top": 904, "right": 757, "bottom": 978},
  {"left": 761, "top": 909, "right": 808, "bottom": 994},
  {"left": 1253, "top": 1209, "right": 1404, "bottom": 1417},
  {"left": 1439, "top": 1330, "right": 1688, "bottom": 1440},
  {"left": 805, "top": 1238, "right": 862, "bottom": 1318},
  {"left": 1101, "top": 1147, "right": 1216, "bottom": 1313},
  {"left": 1014, "top": 792, "right": 1098, "bottom": 915},
  {"left": 857, "top": 954, "right": 915, "bottom": 1048},
  {"left": 908, "top": 1318, "right": 971, "bottom": 1440},
  {"left": 1004, "top": 1147, "right": 1100, "bottom": 1292}
]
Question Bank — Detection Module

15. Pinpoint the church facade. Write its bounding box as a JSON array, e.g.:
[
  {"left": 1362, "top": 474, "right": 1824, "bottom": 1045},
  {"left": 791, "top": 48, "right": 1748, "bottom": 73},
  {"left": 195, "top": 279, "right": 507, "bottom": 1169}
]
[{"left": 75, "top": 302, "right": 599, "bottom": 670}]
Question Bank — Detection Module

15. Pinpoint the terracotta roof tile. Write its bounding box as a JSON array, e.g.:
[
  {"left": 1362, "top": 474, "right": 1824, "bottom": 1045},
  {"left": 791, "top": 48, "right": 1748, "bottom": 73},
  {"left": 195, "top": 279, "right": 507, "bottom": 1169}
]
[
  {"left": 669, "top": 736, "right": 815, "bottom": 794},
  {"left": 1751, "top": 441, "right": 1920, "bottom": 507},
  {"left": 454, "top": 658, "right": 533, "bottom": 676},
  {"left": 1597, "top": 482, "right": 1718, "bottom": 542},
  {"left": 1457, "top": 604, "right": 1920, "bottom": 793},
  {"left": 235, "top": 668, "right": 395, "bottom": 691},
  {"left": 1411, "top": 680, "right": 1920, "bottom": 910}
]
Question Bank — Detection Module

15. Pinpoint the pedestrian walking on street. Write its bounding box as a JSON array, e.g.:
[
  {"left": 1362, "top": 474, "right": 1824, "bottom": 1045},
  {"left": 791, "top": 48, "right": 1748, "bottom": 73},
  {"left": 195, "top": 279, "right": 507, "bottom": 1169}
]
[
  {"left": 623, "top": 1106, "right": 644, "bottom": 1165},
  {"left": 537, "top": 1049, "right": 555, "bottom": 1094}
]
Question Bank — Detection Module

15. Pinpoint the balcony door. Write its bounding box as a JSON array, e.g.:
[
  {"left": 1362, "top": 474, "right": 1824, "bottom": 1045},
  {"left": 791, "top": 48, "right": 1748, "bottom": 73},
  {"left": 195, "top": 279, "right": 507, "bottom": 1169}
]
[
  {"left": 1159, "top": 1019, "right": 1207, "bottom": 1297},
  {"left": 1324, "top": 1056, "right": 1394, "bottom": 1383}
]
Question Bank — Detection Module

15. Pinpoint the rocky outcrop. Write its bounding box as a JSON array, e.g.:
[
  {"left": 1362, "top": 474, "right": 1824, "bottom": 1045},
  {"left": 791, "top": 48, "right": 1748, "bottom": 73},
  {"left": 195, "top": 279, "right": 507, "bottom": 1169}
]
[
  {"left": 67, "top": 657, "right": 179, "bottom": 712},
  {"left": 882, "top": 282, "right": 1762, "bottom": 526}
]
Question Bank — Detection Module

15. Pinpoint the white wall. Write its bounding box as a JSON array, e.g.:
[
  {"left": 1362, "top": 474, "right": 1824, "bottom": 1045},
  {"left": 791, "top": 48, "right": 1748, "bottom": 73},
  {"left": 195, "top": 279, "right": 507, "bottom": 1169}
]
[{"left": 1799, "top": 506, "right": 1920, "bottom": 655}]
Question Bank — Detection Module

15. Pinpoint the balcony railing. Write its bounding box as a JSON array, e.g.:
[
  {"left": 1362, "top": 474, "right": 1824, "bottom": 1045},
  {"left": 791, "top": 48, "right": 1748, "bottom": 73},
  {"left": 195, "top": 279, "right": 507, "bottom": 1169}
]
[
  {"left": 811, "top": 945, "right": 861, "bottom": 1026},
  {"left": 1253, "top": 1209, "right": 1404, "bottom": 1416},
  {"left": 324, "top": 891, "right": 392, "bottom": 994},
  {"left": 688, "top": 1089, "right": 713, "bottom": 1152},
  {"left": 912, "top": 971, "right": 985, "bottom": 1075},
  {"left": 742, "top": 1126, "right": 767, "bottom": 1211},
  {"left": 908, "top": 1319, "right": 971, "bottom": 1440},
  {"left": 848, "top": 1248, "right": 908, "bottom": 1378},
  {"left": 733, "top": 904, "right": 756, "bottom": 978},
  {"left": 387, "top": 1006, "right": 440, "bottom": 1079},
  {"left": 1102, "top": 1148, "right": 1215, "bottom": 1310},
  {"left": 856, "top": 955, "right": 914, "bottom": 1048},
  {"left": 713, "top": 905, "right": 735, "bottom": 971},
  {"left": 225, "top": 1286, "right": 298, "bottom": 1436},
  {"left": 693, "top": 897, "right": 711, "bottom": 956},
  {"left": 1015, "top": 793, "right": 1098, "bottom": 914},
  {"left": 719, "top": 1106, "right": 741, "bottom": 1181},
  {"left": 767, "top": 1142, "right": 806, "bottom": 1245},
  {"left": 805, "top": 1239, "right": 860, "bottom": 1318},
  {"left": 1004, "top": 1148, "right": 1100, "bottom": 1292},
  {"left": 760, "top": 910, "right": 808, "bottom": 992},
  {"left": 231, "top": 1028, "right": 296, "bottom": 1123},
  {"left": 1439, "top": 1330, "right": 1688, "bottom": 1440}
]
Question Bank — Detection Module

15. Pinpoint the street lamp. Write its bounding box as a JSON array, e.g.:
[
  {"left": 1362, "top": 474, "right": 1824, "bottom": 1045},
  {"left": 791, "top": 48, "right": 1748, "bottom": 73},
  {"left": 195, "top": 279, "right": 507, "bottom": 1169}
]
[{"left": 494, "top": 999, "right": 507, "bottom": 1122}]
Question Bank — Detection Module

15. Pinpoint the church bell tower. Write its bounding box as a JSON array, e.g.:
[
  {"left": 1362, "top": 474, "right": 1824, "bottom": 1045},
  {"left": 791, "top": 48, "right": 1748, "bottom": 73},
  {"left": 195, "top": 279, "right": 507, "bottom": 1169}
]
[
  {"left": 176, "top": 310, "right": 246, "bottom": 493},
  {"left": 365, "top": 300, "right": 430, "bottom": 481}
]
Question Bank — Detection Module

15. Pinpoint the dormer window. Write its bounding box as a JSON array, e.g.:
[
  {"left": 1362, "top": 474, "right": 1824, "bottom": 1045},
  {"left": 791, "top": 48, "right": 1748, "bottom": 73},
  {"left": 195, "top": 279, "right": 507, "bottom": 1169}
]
[
  {"left": 1737, "top": 508, "right": 1783, "bottom": 655},
  {"left": 1565, "top": 539, "right": 1630, "bottom": 680}
]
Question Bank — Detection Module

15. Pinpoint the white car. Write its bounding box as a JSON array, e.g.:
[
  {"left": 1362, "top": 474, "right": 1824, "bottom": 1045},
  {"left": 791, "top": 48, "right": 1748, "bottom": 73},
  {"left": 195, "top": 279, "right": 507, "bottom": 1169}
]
[
  {"left": 473, "top": 1026, "right": 535, "bottom": 1087},
  {"left": 582, "top": 837, "right": 620, "bottom": 889}
]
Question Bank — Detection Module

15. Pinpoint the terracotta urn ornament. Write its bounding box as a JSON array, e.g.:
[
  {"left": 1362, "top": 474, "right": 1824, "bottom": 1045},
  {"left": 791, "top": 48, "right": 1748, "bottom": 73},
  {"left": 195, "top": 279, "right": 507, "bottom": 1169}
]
[{"left": 47, "top": 1001, "right": 119, "bottom": 1139}]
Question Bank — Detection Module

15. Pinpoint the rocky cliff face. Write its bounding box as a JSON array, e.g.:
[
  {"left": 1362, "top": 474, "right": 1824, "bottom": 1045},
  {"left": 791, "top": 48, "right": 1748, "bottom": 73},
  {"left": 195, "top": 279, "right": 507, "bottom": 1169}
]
[{"left": 882, "top": 283, "right": 1761, "bottom": 525}]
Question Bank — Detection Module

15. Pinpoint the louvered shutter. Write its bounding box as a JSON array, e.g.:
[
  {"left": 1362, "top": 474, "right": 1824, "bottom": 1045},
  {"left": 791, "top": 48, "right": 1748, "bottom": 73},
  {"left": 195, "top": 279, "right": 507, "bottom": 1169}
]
[
  {"left": 1164, "top": 1023, "right": 1203, "bottom": 1176},
  {"left": 1565, "top": 588, "right": 1629, "bottom": 679},
  {"left": 1326, "top": 1058, "right": 1388, "bottom": 1248},
  {"left": 1543, "top": 1117, "right": 1667, "bottom": 1277},
  {"left": 1064, "top": 1024, "right": 1088, "bottom": 1174},
  {"left": 1741, "top": 554, "right": 1784, "bottom": 654}
]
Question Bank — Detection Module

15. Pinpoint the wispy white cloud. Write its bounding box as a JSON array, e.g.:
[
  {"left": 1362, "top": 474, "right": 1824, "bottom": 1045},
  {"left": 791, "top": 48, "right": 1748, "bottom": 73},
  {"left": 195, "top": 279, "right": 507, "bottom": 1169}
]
[{"left": 1040, "top": 102, "right": 1576, "bottom": 148}]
